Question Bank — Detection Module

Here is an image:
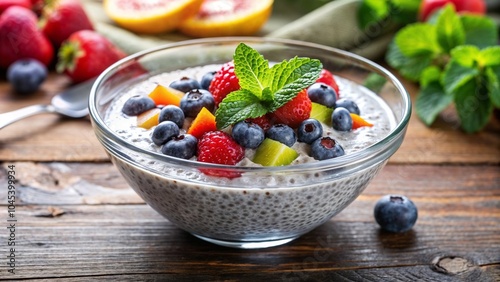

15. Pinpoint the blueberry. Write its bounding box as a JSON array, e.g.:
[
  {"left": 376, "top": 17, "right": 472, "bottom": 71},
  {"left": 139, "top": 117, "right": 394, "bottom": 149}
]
[
  {"left": 232, "top": 121, "right": 265, "bottom": 149},
  {"left": 180, "top": 89, "right": 215, "bottom": 117},
  {"left": 307, "top": 83, "right": 337, "bottom": 107},
  {"left": 266, "top": 124, "right": 296, "bottom": 147},
  {"left": 334, "top": 98, "right": 360, "bottom": 115},
  {"left": 7, "top": 59, "right": 48, "bottom": 94},
  {"left": 151, "top": 121, "right": 180, "bottom": 146},
  {"left": 200, "top": 71, "right": 217, "bottom": 90},
  {"left": 161, "top": 134, "right": 198, "bottom": 159},
  {"left": 169, "top": 77, "right": 201, "bottom": 93},
  {"left": 310, "top": 137, "right": 345, "bottom": 160},
  {"left": 331, "top": 107, "right": 353, "bottom": 132},
  {"left": 122, "top": 96, "right": 156, "bottom": 116},
  {"left": 374, "top": 195, "right": 418, "bottom": 233},
  {"left": 159, "top": 105, "right": 185, "bottom": 128},
  {"left": 297, "top": 119, "right": 323, "bottom": 144}
]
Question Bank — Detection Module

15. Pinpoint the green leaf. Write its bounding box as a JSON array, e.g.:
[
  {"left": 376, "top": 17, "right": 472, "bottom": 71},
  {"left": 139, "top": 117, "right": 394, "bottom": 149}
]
[
  {"left": 357, "top": 0, "right": 390, "bottom": 30},
  {"left": 420, "top": 65, "right": 442, "bottom": 87},
  {"left": 442, "top": 60, "right": 480, "bottom": 94},
  {"left": 233, "top": 43, "right": 270, "bottom": 98},
  {"left": 363, "top": 73, "right": 387, "bottom": 93},
  {"left": 416, "top": 81, "right": 454, "bottom": 125},
  {"left": 454, "top": 77, "right": 493, "bottom": 133},
  {"left": 450, "top": 45, "right": 480, "bottom": 67},
  {"left": 215, "top": 89, "right": 268, "bottom": 129},
  {"left": 386, "top": 41, "right": 433, "bottom": 81},
  {"left": 461, "top": 15, "right": 498, "bottom": 49},
  {"left": 485, "top": 66, "right": 500, "bottom": 107},
  {"left": 395, "top": 23, "right": 441, "bottom": 57},
  {"left": 389, "top": 0, "right": 421, "bottom": 24},
  {"left": 479, "top": 46, "right": 500, "bottom": 67},
  {"left": 436, "top": 4, "right": 465, "bottom": 53}
]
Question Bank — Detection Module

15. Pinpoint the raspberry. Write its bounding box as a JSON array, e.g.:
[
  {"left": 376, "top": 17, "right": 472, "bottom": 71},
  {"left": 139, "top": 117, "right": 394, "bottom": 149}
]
[
  {"left": 246, "top": 115, "right": 272, "bottom": 131},
  {"left": 208, "top": 61, "right": 240, "bottom": 106},
  {"left": 269, "top": 89, "right": 312, "bottom": 129},
  {"left": 316, "top": 69, "right": 340, "bottom": 98},
  {"left": 197, "top": 131, "right": 245, "bottom": 178}
]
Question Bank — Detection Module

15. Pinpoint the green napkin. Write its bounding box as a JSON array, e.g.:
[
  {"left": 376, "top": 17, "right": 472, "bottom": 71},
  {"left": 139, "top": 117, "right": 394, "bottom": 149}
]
[{"left": 82, "top": 0, "right": 394, "bottom": 60}]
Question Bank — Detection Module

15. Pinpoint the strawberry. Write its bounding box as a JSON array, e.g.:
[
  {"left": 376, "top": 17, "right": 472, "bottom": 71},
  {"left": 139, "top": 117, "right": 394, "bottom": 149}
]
[
  {"left": 316, "top": 69, "right": 340, "bottom": 98},
  {"left": 197, "top": 131, "right": 244, "bottom": 178},
  {"left": 40, "top": 0, "right": 94, "bottom": 47},
  {"left": 0, "top": 0, "right": 31, "bottom": 14},
  {"left": 0, "top": 6, "right": 54, "bottom": 69},
  {"left": 269, "top": 89, "right": 312, "bottom": 128},
  {"left": 208, "top": 61, "right": 240, "bottom": 106},
  {"left": 56, "top": 30, "right": 126, "bottom": 83}
]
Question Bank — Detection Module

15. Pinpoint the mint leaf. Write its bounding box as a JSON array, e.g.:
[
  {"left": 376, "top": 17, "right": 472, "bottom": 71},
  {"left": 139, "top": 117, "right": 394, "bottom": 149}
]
[
  {"left": 233, "top": 43, "right": 270, "bottom": 98},
  {"left": 454, "top": 77, "right": 493, "bottom": 133},
  {"left": 485, "top": 66, "right": 500, "bottom": 107},
  {"left": 390, "top": 0, "right": 421, "bottom": 24},
  {"left": 442, "top": 59, "right": 479, "bottom": 94},
  {"left": 416, "top": 81, "right": 453, "bottom": 125},
  {"left": 479, "top": 46, "right": 500, "bottom": 67},
  {"left": 450, "top": 45, "right": 480, "bottom": 67},
  {"left": 358, "top": 0, "right": 389, "bottom": 30},
  {"left": 436, "top": 4, "right": 465, "bottom": 53},
  {"left": 386, "top": 41, "right": 433, "bottom": 81},
  {"left": 216, "top": 89, "right": 268, "bottom": 129},
  {"left": 420, "top": 65, "right": 442, "bottom": 87},
  {"left": 395, "top": 23, "right": 441, "bottom": 57},
  {"left": 461, "top": 15, "right": 498, "bottom": 48},
  {"left": 363, "top": 73, "right": 387, "bottom": 93}
]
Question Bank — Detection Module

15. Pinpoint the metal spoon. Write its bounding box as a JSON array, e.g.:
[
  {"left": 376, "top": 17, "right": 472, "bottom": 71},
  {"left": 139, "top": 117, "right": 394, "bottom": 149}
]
[{"left": 0, "top": 78, "right": 95, "bottom": 130}]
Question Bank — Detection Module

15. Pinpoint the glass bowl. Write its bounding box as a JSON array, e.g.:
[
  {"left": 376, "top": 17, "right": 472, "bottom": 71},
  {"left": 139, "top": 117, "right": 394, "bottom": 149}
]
[{"left": 89, "top": 37, "right": 411, "bottom": 249}]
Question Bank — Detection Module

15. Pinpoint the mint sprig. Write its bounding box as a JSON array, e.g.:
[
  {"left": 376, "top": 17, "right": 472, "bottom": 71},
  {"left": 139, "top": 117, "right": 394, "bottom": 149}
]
[
  {"left": 386, "top": 4, "right": 500, "bottom": 133},
  {"left": 215, "top": 43, "right": 322, "bottom": 129}
]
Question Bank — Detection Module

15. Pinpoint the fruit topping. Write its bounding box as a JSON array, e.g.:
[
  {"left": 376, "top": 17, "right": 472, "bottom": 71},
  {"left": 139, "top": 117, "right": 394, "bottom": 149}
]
[
  {"left": 187, "top": 107, "right": 217, "bottom": 139},
  {"left": 351, "top": 113, "right": 374, "bottom": 130},
  {"left": 334, "top": 98, "right": 360, "bottom": 115},
  {"left": 122, "top": 96, "right": 156, "bottom": 116},
  {"left": 266, "top": 124, "right": 296, "bottom": 147},
  {"left": 311, "top": 137, "right": 345, "bottom": 160},
  {"left": 310, "top": 102, "right": 333, "bottom": 126},
  {"left": 331, "top": 107, "right": 353, "bottom": 132},
  {"left": 159, "top": 105, "right": 185, "bottom": 128},
  {"left": 7, "top": 59, "right": 48, "bottom": 94},
  {"left": 169, "top": 76, "right": 201, "bottom": 93},
  {"left": 161, "top": 134, "right": 198, "bottom": 159},
  {"left": 209, "top": 61, "right": 240, "bottom": 106},
  {"left": 200, "top": 71, "right": 216, "bottom": 90},
  {"left": 246, "top": 115, "right": 272, "bottom": 132},
  {"left": 180, "top": 89, "right": 215, "bottom": 117},
  {"left": 297, "top": 119, "right": 323, "bottom": 144},
  {"left": 374, "top": 195, "right": 418, "bottom": 233},
  {"left": 231, "top": 120, "right": 265, "bottom": 149},
  {"left": 253, "top": 138, "right": 298, "bottom": 167},
  {"left": 269, "top": 89, "right": 312, "bottom": 129},
  {"left": 316, "top": 68, "right": 340, "bottom": 97},
  {"left": 197, "top": 131, "right": 245, "bottom": 177},
  {"left": 137, "top": 108, "right": 161, "bottom": 129},
  {"left": 148, "top": 84, "right": 185, "bottom": 107},
  {"left": 151, "top": 121, "right": 180, "bottom": 146},
  {"left": 307, "top": 82, "right": 337, "bottom": 108}
]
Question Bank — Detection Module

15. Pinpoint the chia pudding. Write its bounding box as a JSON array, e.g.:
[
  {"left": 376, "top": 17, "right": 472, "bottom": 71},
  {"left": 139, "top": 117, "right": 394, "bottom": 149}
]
[{"left": 101, "top": 63, "right": 397, "bottom": 244}]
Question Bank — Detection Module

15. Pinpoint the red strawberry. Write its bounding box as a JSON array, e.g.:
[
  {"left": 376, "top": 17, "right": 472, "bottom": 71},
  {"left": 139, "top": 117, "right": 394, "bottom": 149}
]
[
  {"left": 0, "top": 6, "right": 54, "bottom": 69},
  {"left": 0, "top": 0, "right": 31, "bottom": 14},
  {"left": 208, "top": 61, "right": 240, "bottom": 106},
  {"left": 316, "top": 69, "right": 340, "bottom": 98},
  {"left": 269, "top": 89, "right": 312, "bottom": 128},
  {"left": 41, "top": 0, "right": 94, "bottom": 47},
  {"left": 197, "top": 131, "right": 245, "bottom": 178},
  {"left": 56, "top": 30, "right": 126, "bottom": 83}
]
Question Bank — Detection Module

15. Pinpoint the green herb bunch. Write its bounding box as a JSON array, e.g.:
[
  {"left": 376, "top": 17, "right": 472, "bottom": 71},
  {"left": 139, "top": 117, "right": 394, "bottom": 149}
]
[{"left": 386, "top": 4, "right": 499, "bottom": 133}]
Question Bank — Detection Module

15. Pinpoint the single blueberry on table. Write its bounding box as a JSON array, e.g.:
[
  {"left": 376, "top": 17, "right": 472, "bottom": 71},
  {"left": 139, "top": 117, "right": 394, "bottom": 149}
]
[
  {"left": 266, "top": 124, "right": 296, "bottom": 147},
  {"left": 162, "top": 134, "right": 198, "bottom": 159},
  {"left": 232, "top": 121, "right": 265, "bottom": 149},
  {"left": 122, "top": 96, "right": 156, "bottom": 116},
  {"left": 335, "top": 98, "right": 360, "bottom": 115},
  {"left": 297, "top": 118, "right": 323, "bottom": 144},
  {"left": 331, "top": 107, "right": 353, "bottom": 132},
  {"left": 200, "top": 71, "right": 217, "bottom": 90},
  {"left": 180, "top": 89, "right": 215, "bottom": 117},
  {"left": 307, "top": 82, "right": 337, "bottom": 107},
  {"left": 169, "top": 77, "right": 201, "bottom": 93},
  {"left": 374, "top": 195, "right": 418, "bottom": 233},
  {"left": 159, "top": 105, "right": 185, "bottom": 128},
  {"left": 7, "top": 59, "right": 48, "bottom": 94},
  {"left": 151, "top": 121, "right": 180, "bottom": 146},
  {"left": 310, "top": 137, "right": 345, "bottom": 160}
]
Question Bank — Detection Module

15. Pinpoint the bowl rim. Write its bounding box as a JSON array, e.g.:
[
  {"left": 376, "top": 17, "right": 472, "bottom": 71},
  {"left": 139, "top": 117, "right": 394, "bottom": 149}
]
[{"left": 89, "top": 37, "right": 411, "bottom": 173}]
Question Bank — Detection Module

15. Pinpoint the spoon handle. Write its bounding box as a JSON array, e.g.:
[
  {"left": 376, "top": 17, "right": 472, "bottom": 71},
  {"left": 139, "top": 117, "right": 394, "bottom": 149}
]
[{"left": 0, "top": 104, "right": 55, "bottom": 130}]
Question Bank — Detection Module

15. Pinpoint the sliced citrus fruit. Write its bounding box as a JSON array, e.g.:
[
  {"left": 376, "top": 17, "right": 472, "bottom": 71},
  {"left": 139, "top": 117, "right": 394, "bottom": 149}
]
[
  {"left": 103, "top": 0, "right": 204, "bottom": 34},
  {"left": 179, "top": 0, "right": 273, "bottom": 37}
]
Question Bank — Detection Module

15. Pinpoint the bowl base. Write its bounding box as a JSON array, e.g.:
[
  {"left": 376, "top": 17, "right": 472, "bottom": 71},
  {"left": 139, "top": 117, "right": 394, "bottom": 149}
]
[{"left": 192, "top": 234, "right": 299, "bottom": 249}]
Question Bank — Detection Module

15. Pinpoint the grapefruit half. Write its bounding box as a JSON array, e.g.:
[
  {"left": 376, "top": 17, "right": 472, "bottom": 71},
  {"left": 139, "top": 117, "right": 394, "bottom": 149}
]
[{"left": 179, "top": 0, "right": 273, "bottom": 37}]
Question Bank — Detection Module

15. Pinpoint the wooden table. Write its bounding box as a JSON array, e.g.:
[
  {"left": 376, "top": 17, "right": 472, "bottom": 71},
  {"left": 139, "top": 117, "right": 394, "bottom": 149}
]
[{"left": 0, "top": 72, "right": 499, "bottom": 281}]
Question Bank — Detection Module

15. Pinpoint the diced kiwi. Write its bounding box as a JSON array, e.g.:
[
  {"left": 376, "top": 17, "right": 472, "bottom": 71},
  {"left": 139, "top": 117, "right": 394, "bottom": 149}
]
[
  {"left": 253, "top": 138, "right": 298, "bottom": 166},
  {"left": 310, "top": 102, "right": 333, "bottom": 126}
]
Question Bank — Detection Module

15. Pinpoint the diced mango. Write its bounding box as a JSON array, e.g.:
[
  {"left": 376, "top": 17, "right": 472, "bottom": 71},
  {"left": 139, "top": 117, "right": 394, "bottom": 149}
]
[
  {"left": 187, "top": 107, "right": 217, "bottom": 139},
  {"left": 148, "top": 84, "right": 184, "bottom": 106},
  {"left": 137, "top": 108, "right": 161, "bottom": 129},
  {"left": 351, "top": 113, "right": 373, "bottom": 129}
]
